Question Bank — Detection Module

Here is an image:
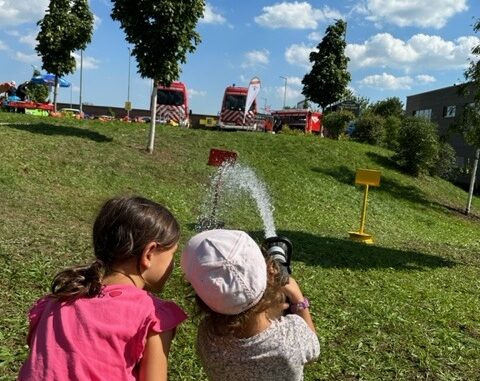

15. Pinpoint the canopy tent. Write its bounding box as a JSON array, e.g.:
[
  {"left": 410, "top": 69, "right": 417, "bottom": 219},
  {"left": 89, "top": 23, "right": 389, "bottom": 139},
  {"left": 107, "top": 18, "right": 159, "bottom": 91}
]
[{"left": 31, "top": 73, "right": 71, "bottom": 88}]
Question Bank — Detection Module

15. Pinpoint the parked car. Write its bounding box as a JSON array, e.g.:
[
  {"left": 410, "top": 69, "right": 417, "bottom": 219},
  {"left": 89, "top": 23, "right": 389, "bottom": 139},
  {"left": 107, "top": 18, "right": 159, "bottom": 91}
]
[{"left": 59, "top": 108, "right": 84, "bottom": 119}]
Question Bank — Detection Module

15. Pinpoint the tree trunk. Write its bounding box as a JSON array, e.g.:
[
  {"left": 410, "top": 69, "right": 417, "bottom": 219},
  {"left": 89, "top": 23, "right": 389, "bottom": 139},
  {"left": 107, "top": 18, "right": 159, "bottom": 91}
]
[
  {"left": 147, "top": 80, "right": 157, "bottom": 153},
  {"left": 53, "top": 75, "right": 59, "bottom": 112},
  {"left": 465, "top": 147, "right": 480, "bottom": 215}
]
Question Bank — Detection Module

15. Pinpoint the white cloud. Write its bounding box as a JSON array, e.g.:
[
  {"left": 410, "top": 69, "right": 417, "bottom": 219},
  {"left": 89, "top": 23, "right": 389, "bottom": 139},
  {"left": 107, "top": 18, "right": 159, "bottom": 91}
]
[
  {"left": 307, "top": 32, "right": 322, "bottom": 42},
  {"left": 286, "top": 76, "right": 303, "bottom": 87},
  {"left": 361, "top": 0, "right": 468, "bottom": 29},
  {"left": 93, "top": 14, "right": 102, "bottom": 30},
  {"left": 415, "top": 74, "right": 436, "bottom": 84},
  {"left": 241, "top": 49, "right": 270, "bottom": 68},
  {"left": 200, "top": 3, "right": 226, "bottom": 24},
  {"left": 0, "top": 40, "right": 8, "bottom": 50},
  {"left": 0, "top": 0, "right": 48, "bottom": 27},
  {"left": 255, "top": 1, "right": 342, "bottom": 30},
  {"left": 346, "top": 33, "right": 480, "bottom": 71},
  {"left": 285, "top": 43, "right": 314, "bottom": 68},
  {"left": 14, "top": 51, "right": 40, "bottom": 64},
  {"left": 359, "top": 73, "right": 413, "bottom": 90},
  {"left": 19, "top": 31, "right": 38, "bottom": 48},
  {"left": 72, "top": 52, "right": 100, "bottom": 70},
  {"left": 188, "top": 88, "right": 207, "bottom": 98}
]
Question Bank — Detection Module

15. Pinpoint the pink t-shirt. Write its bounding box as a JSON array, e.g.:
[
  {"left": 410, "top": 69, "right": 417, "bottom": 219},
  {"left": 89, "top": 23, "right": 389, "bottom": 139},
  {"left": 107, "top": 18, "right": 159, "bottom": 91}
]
[{"left": 18, "top": 284, "right": 188, "bottom": 381}]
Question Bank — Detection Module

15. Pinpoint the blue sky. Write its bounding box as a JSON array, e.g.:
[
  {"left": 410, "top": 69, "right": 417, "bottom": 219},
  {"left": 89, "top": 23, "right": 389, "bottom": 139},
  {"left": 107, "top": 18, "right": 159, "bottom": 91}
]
[{"left": 0, "top": 0, "right": 479, "bottom": 114}]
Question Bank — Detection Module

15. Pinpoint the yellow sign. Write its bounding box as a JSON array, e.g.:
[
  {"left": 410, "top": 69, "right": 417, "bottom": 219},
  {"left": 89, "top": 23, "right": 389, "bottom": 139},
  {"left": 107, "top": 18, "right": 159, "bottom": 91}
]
[
  {"left": 124, "top": 101, "right": 132, "bottom": 111},
  {"left": 355, "top": 169, "right": 381, "bottom": 187},
  {"left": 349, "top": 168, "right": 381, "bottom": 244}
]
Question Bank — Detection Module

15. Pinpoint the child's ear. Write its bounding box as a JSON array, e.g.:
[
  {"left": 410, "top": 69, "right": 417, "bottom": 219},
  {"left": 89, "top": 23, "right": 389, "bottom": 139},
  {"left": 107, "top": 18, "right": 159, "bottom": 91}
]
[{"left": 140, "top": 241, "right": 158, "bottom": 269}]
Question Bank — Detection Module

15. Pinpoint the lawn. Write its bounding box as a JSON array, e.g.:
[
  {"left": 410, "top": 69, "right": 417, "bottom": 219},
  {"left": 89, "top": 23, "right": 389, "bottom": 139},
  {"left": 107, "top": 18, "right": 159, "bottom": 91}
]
[{"left": 0, "top": 113, "right": 479, "bottom": 380}]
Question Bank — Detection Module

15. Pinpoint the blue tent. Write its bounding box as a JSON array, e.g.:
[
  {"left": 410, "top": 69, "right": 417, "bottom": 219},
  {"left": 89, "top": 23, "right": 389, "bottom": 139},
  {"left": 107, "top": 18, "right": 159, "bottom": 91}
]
[{"left": 31, "top": 73, "right": 71, "bottom": 88}]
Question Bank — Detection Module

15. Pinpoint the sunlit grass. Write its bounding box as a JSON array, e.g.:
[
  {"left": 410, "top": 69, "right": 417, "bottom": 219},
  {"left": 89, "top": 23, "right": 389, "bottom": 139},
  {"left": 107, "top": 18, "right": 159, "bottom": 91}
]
[{"left": 0, "top": 112, "right": 479, "bottom": 380}]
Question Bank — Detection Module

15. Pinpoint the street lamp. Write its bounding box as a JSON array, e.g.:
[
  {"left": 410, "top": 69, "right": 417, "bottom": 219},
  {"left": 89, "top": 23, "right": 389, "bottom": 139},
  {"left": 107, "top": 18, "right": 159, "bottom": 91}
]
[
  {"left": 280, "top": 76, "right": 287, "bottom": 109},
  {"left": 127, "top": 47, "right": 132, "bottom": 119},
  {"left": 79, "top": 50, "right": 83, "bottom": 113}
]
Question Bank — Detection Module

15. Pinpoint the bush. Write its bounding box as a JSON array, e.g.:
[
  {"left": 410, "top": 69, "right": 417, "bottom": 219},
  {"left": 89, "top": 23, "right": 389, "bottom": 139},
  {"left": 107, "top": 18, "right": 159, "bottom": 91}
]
[
  {"left": 322, "top": 110, "right": 355, "bottom": 139},
  {"left": 384, "top": 115, "right": 402, "bottom": 150},
  {"left": 434, "top": 141, "right": 457, "bottom": 180},
  {"left": 394, "top": 117, "right": 440, "bottom": 176},
  {"left": 352, "top": 112, "right": 386, "bottom": 145}
]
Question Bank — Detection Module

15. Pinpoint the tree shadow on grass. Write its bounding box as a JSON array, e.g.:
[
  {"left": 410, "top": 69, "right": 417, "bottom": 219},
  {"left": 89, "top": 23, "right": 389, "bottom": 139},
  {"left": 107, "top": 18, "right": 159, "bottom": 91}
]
[
  {"left": 6, "top": 122, "right": 112, "bottom": 143},
  {"left": 247, "top": 230, "right": 455, "bottom": 271},
  {"left": 366, "top": 151, "right": 400, "bottom": 171}
]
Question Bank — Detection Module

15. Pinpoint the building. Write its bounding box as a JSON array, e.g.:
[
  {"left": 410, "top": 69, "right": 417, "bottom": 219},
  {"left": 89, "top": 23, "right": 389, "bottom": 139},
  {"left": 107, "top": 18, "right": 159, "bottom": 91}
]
[{"left": 405, "top": 83, "right": 478, "bottom": 189}]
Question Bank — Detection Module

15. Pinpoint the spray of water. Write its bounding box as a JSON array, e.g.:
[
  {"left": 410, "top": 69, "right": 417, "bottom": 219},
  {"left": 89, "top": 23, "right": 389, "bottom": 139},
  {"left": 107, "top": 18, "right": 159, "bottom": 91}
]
[{"left": 197, "top": 162, "right": 277, "bottom": 238}]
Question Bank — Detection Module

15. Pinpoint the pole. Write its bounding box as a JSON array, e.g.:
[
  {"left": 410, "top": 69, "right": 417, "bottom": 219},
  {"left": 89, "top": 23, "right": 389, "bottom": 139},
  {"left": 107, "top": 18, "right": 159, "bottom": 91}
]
[
  {"left": 127, "top": 47, "right": 131, "bottom": 119},
  {"left": 359, "top": 185, "right": 369, "bottom": 234},
  {"left": 79, "top": 50, "right": 83, "bottom": 113},
  {"left": 280, "top": 76, "right": 287, "bottom": 109},
  {"left": 70, "top": 84, "right": 73, "bottom": 108},
  {"left": 465, "top": 148, "right": 479, "bottom": 214}
]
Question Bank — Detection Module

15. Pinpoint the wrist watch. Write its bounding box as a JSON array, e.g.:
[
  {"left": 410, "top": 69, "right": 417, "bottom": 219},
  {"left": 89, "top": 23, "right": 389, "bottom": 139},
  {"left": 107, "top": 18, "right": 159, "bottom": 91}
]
[{"left": 290, "top": 297, "right": 310, "bottom": 313}]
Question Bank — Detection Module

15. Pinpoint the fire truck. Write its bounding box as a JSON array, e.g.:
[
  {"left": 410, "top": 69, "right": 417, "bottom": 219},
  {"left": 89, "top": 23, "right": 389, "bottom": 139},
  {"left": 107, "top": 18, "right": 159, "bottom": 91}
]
[
  {"left": 269, "top": 109, "right": 323, "bottom": 134},
  {"left": 156, "top": 81, "right": 189, "bottom": 127},
  {"left": 217, "top": 85, "right": 257, "bottom": 131}
]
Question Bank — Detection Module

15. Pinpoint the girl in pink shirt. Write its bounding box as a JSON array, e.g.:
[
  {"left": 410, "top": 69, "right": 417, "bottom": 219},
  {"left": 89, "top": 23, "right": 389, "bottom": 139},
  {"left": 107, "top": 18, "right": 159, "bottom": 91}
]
[{"left": 18, "top": 196, "right": 187, "bottom": 381}]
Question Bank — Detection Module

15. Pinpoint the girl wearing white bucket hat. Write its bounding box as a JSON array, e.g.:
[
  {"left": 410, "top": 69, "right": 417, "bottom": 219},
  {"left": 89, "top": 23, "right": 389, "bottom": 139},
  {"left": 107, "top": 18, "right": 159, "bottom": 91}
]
[{"left": 181, "top": 229, "right": 320, "bottom": 381}]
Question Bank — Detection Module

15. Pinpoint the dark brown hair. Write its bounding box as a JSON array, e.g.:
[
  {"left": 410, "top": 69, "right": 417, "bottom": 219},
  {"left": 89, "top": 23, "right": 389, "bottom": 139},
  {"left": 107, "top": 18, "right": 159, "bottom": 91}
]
[
  {"left": 196, "top": 257, "right": 286, "bottom": 337},
  {"left": 51, "top": 196, "right": 180, "bottom": 301}
]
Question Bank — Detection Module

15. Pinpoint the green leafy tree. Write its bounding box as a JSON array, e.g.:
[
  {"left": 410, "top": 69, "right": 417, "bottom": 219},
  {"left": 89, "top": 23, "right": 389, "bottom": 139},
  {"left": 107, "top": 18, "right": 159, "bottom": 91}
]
[
  {"left": 322, "top": 110, "right": 355, "bottom": 139},
  {"left": 26, "top": 68, "right": 49, "bottom": 103},
  {"left": 36, "top": 0, "right": 94, "bottom": 111},
  {"left": 457, "top": 18, "right": 480, "bottom": 214},
  {"left": 369, "top": 97, "right": 404, "bottom": 119},
  {"left": 384, "top": 115, "right": 402, "bottom": 151},
  {"left": 394, "top": 117, "right": 440, "bottom": 177},
  {"left": 352, "top": 112, "right": 386, "bottom": 146},
  {"left": 434, "top": 141, "right": 457, "bottom": 181},
  {"left": 111, "top": 0, "right": 205, "bottom": 153},
  {"left": 302, "top": 19, "right": 351, "bottom": 110},
  {"left": 342, "top": 88, "right": 370, "bottom": 114}
]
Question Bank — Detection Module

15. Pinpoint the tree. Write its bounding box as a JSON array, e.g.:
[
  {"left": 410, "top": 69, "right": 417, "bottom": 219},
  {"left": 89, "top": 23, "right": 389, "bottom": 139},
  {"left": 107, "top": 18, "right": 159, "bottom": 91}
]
[
  {"left": 322, "top": 110, "right": 355, "bottom": 139},
  {"left": 394, "top": 117, "right": 440, "bottom": 177},
  {"left": 27, "top": 69, "right": 49, "bottom": 103},
  {"left": 342, "top": 88, "right": 370, "bottom": 114},
  {"left": 302, "top": 19, "right": 350, "bottom": 110},
  {"left": 352, "top": 112, "right": 386, "bottom": 146},
  {"left": 36, "top": 0, "right": 94, "bottom": 111},
  {"left": 111, "top": 0, "right": 205, "bottom": 153},
  {"left": 369, "top": 97, "right": 404, "bottom": 119},
  {"left": 458, "top": 18, "right": 480, "bottom": 214}
]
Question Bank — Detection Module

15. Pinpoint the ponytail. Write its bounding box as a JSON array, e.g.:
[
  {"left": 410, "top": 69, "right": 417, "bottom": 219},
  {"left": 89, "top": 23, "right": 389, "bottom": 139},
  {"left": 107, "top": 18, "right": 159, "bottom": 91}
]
[{"left": 51, "top": 259, "right": 105, "bottom": 301}]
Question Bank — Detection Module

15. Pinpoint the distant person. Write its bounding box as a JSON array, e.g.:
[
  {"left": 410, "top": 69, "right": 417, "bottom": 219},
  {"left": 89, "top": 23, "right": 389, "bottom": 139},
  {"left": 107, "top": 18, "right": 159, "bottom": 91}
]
[
  {"left": 181, "top": 229, "right": 320, "bottom": 381},
  {"left": 18, "top": 196, "right": 187, "bottom": 381}
]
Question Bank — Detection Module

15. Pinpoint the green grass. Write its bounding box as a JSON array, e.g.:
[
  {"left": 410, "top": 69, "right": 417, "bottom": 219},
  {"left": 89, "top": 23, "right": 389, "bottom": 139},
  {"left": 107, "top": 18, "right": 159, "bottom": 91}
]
[{"left": 1, "top": 112, "right": 479, "bottom": 380}]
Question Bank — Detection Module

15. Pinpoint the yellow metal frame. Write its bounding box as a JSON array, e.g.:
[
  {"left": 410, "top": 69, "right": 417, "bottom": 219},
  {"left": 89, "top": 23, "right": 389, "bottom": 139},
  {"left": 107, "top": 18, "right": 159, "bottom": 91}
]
[{"left": 349, "top": 169, "right": 381, "bottom": 244}]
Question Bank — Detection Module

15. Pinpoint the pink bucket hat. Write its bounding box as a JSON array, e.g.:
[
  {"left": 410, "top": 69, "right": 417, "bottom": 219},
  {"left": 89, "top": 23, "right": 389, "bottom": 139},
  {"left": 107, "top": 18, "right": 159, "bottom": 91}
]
[{"left": 181, "top": 229, "right": 267, "bottom": 315}]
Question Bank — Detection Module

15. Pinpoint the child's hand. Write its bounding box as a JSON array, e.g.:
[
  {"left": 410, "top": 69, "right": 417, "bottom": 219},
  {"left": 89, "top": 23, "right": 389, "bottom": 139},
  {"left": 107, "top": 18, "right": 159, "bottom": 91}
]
[{"left": 282, "top": 277, "right": 304, "bottom": 304}]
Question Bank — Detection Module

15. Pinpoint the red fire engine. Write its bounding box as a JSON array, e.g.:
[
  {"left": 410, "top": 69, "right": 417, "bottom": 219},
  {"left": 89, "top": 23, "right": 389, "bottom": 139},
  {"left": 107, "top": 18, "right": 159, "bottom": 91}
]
[
  {"left": 217, "top": 85, "right": 257, "bottom": 131},
  {"left": 269, "top": 109, "right": 322, "bottom": 134},
  {"left": 156, "top": 81, "right": 189, "bottom": 127}
]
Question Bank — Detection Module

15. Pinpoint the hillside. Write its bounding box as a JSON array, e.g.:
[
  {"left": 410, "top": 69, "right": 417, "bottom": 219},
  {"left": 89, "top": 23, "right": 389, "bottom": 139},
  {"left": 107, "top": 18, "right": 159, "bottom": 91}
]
[{"left": 0, "top": 113, "right": 479, "bottom": 380}]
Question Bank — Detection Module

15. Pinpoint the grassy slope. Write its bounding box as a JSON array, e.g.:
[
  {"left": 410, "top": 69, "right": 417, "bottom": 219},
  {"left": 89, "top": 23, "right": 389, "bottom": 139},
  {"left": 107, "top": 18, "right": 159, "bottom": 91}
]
[{"left": 0, "top": 113, "right": 479, "bottom": 380}]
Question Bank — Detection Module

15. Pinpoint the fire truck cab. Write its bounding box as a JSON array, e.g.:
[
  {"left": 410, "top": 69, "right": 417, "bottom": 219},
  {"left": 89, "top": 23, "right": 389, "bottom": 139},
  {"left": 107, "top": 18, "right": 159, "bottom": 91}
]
[
  {"left": 217, "top": 85, "right": 257, "bottom": 131},
  {"left": 156, "top": 81, "right": 189, "bottom": 127},
  {"left": 269, "top": 109, "right": 322, "bottom": 134}
]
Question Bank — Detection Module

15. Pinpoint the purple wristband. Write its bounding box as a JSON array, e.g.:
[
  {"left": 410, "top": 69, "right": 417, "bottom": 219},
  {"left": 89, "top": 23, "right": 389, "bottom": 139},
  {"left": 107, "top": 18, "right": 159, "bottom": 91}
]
[{"left": 290, "top": 297, "right": 310, "bottom": 313}]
